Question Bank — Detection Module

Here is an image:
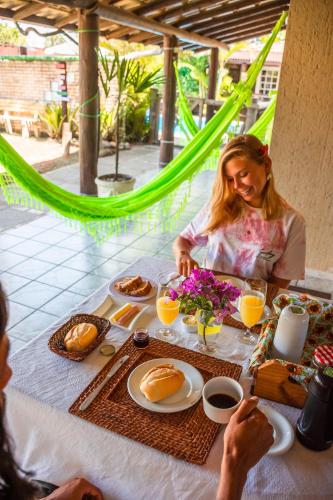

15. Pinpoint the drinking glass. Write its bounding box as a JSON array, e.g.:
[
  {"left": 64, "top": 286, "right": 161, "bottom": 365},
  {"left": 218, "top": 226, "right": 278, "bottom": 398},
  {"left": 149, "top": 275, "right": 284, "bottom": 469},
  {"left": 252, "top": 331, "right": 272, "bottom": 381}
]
[
  {"left": 155, "top": 272, "right": 180, "bottom": 343},
  {"left": 239, "top": 278, "right": 267, "bottom": 344}
]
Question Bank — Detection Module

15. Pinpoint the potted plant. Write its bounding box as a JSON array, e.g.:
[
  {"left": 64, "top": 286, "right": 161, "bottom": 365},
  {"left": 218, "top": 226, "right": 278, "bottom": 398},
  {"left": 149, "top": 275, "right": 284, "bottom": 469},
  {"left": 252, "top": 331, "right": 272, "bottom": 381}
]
[
  {"left": 170, "top": 269, "right": 241, "bottom": 352},
  {"left": 96, "top": 48, "right": 164, "bottom": 197}
]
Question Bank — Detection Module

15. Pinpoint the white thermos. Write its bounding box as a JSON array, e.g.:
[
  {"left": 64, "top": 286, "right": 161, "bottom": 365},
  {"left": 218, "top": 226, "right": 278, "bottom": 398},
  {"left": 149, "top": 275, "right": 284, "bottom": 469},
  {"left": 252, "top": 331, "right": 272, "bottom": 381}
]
[{"left": 271, "top": 305, "right": 309, "bottom": 363}]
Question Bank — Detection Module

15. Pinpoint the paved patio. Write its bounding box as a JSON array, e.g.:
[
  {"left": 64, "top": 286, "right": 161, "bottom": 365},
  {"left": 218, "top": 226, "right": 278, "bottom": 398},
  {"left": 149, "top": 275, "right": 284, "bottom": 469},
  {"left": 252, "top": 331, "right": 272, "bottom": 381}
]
[{"left": 0, "top": 144, "right": 332, "bottom": 355}]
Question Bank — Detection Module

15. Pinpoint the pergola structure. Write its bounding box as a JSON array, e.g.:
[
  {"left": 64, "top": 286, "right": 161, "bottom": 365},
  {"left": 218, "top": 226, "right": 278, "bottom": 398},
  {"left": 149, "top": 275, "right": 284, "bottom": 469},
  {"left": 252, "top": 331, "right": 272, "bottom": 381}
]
[{"left": 0, "top": 0, "right": 289, "bottom": 194}]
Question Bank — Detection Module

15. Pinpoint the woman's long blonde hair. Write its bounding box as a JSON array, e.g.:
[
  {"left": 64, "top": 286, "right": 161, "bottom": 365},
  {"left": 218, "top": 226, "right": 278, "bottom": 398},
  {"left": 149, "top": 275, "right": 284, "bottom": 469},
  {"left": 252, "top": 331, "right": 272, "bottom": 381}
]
[{"left": 204, "top": 134, "right": 284, "bottom": 234}]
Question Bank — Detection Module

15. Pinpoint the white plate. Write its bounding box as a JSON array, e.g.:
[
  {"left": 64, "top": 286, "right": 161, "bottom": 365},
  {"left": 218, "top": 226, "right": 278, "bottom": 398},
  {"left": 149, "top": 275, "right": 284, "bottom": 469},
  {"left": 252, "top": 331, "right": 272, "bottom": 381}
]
[
  {"left": 109, "top": 275, "right": 157, "bottom": 302},
  {"left": 90, "top": 294, "right": 150, "bottom": 332},
  {"left": 232, "top": 304, "right": 272, "bottom": 325},
  {"left": 127, "top": 358, "right": 204, "bottom": 413},
  {"left": 215, "top": 275, "right": 245, "bottom": 291},
  {"left": 260, "top": 406, "right": 295, "bottom": 456}
]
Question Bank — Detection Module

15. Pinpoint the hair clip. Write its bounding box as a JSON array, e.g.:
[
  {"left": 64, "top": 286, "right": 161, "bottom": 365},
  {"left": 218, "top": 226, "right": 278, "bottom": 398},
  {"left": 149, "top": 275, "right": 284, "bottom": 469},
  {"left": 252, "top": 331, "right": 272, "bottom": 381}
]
[{"left": 258, "top": 144, "right": 269, "bottom": 156}]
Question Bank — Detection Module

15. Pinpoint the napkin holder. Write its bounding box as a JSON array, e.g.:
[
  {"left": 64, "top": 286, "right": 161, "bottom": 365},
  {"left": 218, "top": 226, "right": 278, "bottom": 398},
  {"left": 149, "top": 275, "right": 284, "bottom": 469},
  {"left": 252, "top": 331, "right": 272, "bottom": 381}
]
[
  {"left": 250, "top": 294, "right": 333, "bottom": 408},
  {"left": 252, "top": 360, "right": 308, "bottom": 408}
]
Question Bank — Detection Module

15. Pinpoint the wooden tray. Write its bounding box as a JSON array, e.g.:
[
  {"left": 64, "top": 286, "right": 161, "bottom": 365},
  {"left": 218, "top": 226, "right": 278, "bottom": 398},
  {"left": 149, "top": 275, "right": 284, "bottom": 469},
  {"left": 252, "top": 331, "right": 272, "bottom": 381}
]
[{"left": 69, "top": 335, "right": 242, "bottom": 465}]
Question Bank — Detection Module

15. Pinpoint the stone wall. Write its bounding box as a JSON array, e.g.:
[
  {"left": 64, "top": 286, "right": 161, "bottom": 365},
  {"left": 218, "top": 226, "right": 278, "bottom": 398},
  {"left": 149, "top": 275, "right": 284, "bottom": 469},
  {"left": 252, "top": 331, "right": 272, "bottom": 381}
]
[{"left": 271, "top": 0, "right": 333, "bottom": 273}]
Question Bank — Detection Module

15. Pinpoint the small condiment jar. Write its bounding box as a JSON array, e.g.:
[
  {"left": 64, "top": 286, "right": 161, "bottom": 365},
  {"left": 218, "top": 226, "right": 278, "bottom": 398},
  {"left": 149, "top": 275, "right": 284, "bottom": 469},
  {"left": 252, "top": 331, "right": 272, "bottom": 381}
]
[
  {"left": 133, "top": 328, "right": 149, "bottom": 348},
  {"left": 311, "top": 345, "right": 333, "bottom": 370}
]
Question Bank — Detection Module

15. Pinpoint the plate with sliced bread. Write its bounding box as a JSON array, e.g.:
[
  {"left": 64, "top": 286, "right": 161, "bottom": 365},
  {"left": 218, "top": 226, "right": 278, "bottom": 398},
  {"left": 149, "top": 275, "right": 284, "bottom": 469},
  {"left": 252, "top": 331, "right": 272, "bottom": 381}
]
[
  {"left": 109, "top": 275, "right": 157, "bottom": 302},
  {"left": 127, "top": 358, "right": 204, "bottom": 413}
]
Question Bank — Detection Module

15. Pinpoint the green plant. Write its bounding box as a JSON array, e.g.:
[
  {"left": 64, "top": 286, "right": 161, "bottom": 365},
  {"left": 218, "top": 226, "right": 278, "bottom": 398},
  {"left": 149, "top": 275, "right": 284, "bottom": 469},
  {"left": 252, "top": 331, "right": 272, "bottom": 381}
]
[
  {"left": 39, "top": 103, "right": 78, "bottom": 140},
  {"left": 124, "top": 94, "right": 150, "bottom": 142},
  {"left": 100, "top": 108, "right": 116, "bottom": 141},
  {"left": 39, "top": 103, "right": 65, "bottom": 140},
  {"left": 99, "top": 48, "right": 165, "bottom": 179},
  {"left": 178, "top": 53, "right": 208, "bottom": 98}
]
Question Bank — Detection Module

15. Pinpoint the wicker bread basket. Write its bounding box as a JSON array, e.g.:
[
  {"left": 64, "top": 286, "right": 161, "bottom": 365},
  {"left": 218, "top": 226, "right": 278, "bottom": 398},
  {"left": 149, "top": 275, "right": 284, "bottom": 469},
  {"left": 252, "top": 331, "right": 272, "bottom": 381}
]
[{"left": 48, "top": 313, "right": 111, "bottom": 361}]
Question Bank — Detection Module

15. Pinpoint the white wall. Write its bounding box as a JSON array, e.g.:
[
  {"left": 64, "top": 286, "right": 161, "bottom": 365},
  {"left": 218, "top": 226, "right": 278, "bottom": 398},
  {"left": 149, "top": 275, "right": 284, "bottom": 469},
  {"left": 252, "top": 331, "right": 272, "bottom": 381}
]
[{"left": 271, "top": 0, "right": 333, "bottom": 272}]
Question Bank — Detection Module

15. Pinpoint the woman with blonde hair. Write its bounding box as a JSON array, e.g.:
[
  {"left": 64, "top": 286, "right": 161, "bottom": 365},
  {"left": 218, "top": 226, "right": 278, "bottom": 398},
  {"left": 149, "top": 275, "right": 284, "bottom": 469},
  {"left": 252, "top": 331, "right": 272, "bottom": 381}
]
[{"left": 173, "top": 134, "right": 305, "bottom": 288}]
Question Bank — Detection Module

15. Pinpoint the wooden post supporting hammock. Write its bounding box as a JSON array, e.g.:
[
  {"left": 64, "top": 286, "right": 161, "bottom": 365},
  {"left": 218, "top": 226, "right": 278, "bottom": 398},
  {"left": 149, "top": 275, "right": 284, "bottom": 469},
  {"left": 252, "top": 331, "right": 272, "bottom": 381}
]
[
  {"left": 206, "top": 48, "right": 219, "bottom": 123},
  {"left": 159, "top": 35, "right": 178, "bottom": 168},
  {"left": 79, "top": 8, "right": 99, "bottom": 195}
]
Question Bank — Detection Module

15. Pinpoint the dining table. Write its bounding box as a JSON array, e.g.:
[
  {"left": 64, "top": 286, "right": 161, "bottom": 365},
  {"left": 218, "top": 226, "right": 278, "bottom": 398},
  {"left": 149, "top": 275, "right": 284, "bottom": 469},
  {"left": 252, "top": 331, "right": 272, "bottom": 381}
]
[{"left": 6, "top": 256, "right": 333, "bottom": 500}]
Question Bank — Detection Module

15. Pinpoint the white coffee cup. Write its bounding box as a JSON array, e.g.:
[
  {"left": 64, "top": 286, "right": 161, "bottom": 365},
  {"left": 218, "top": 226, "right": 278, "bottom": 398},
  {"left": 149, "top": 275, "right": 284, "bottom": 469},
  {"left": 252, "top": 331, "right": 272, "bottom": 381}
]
[{"left": 203, "top": 376, "right": 243, "bottom": 424}]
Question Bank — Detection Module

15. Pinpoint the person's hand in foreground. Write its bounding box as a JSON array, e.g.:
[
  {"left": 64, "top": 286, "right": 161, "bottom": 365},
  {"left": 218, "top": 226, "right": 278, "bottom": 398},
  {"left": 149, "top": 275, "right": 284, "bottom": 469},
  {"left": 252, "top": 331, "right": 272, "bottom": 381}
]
[
  {"left": 217, "top": 397, "right": 274, "bottom": 500},
  {"left": 44, "top": 477, "right": 103, "bottom": 500}
]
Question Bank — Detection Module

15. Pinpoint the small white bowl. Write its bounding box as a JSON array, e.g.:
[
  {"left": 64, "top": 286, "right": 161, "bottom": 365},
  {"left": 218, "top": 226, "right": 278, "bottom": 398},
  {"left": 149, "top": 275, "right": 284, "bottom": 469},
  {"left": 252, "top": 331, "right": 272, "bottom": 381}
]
[{"left": 181, "top": 315, "right": 197, "bottom": 333}]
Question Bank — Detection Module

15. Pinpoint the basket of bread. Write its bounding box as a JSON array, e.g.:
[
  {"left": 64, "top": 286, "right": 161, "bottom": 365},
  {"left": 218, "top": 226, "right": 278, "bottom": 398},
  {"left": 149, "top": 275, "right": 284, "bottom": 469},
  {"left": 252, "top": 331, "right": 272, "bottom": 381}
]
[{"left": 48, "top": 314, "right": 111, "bottom": 361}]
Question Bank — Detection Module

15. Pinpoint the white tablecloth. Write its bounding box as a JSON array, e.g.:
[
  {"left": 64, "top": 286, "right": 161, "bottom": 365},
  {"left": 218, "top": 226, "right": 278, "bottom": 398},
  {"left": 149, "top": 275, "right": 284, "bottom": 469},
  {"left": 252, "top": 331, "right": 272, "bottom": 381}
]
[{"left": 6, "top": 257, "right": 333, "bottom": 499}]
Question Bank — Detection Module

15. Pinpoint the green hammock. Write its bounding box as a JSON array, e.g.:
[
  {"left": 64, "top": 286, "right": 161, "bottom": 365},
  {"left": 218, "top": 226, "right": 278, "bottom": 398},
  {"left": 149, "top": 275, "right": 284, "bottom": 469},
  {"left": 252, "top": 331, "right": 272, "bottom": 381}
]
[
  {"left": 176, "top": 64, "right": 277, "bottom": 144},
  {"left": 0, "top": 13, "right": 286, "bottom": 241},
  {"left": 175, "top": 59, "right": 277, "bottom": 174}
]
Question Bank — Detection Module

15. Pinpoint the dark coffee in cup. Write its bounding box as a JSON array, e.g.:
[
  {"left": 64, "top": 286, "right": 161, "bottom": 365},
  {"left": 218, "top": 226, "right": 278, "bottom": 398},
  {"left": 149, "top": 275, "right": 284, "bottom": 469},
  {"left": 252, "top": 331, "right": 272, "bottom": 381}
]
[{"left": 207, "top": 393, "right": 238, "bottom": 409}]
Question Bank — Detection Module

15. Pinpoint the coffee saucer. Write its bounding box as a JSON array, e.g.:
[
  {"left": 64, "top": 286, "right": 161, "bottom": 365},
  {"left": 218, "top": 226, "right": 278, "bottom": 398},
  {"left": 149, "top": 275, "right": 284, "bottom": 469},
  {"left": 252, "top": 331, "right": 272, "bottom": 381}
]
[{"left": 260, "top": 406, "right": 295, "bottom": 456}]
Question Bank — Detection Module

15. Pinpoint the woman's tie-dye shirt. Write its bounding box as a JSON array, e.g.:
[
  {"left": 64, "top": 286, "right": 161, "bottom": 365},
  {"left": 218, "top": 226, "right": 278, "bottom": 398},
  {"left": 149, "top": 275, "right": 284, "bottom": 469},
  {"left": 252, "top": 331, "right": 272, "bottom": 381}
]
[{"left": 180, "top": 203, "right": 306, "bottom": 280}]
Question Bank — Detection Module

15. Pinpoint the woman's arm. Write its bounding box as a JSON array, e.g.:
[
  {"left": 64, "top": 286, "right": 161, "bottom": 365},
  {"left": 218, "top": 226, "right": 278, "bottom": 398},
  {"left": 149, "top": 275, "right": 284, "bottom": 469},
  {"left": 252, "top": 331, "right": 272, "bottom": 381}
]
[{"left": 173, "top": 236, "right": 199, "bottom": 277}]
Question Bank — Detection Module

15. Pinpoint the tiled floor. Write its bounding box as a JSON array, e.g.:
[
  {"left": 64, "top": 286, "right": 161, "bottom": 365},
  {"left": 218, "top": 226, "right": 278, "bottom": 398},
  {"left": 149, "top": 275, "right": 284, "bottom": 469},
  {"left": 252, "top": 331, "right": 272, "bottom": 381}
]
[
  {"left": 1, "top": 144, "right": 332, "bottom": 355},
  {"left": 0, "top": 145, "right": 208, "bottom": 353}
]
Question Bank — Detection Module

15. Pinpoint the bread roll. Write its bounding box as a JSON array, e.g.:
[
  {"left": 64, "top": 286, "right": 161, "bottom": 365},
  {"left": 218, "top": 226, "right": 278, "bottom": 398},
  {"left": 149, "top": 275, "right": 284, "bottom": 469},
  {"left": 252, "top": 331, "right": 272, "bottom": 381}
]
[
  {"left": 140, "top": 364, "right": 185, "bottom": 402},
  {"left": 64, "top": 322, "right": 98, "bottom": 352}
]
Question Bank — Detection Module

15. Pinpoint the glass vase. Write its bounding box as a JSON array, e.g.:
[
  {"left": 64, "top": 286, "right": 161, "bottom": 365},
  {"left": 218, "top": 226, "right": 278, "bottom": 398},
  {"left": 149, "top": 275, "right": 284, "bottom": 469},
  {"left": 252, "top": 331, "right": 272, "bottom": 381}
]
[{"left": 196, "top": 310, "right": 222, "bottom": 354}]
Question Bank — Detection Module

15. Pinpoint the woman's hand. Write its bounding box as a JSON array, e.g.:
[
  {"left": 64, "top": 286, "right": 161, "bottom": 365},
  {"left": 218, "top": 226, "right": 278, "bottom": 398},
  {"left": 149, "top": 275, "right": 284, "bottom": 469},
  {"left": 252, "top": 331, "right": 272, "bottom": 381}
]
[
  {"left": 44, "top": 477, "right": 103, "bottom": 500},
  {"left": 173, "top": 236, "right": 199, "bottom": 277},
  {"left": 176, "top": 251, "right": 199, "bottom": 277}
]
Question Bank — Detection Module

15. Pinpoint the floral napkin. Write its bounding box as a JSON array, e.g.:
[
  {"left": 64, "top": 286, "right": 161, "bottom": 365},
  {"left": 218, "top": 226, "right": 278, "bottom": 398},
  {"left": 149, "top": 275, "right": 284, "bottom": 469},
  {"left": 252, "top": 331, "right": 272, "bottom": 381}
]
[{"left": 249, "top": 294, "right": 333, "bottom": 385}]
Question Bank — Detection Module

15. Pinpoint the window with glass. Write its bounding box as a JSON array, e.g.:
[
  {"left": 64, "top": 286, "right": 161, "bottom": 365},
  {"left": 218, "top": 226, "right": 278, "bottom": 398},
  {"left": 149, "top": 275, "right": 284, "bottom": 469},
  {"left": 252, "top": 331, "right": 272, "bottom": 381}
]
[{"left": 256, "top": 68, "right": 280, "bottom": 96}]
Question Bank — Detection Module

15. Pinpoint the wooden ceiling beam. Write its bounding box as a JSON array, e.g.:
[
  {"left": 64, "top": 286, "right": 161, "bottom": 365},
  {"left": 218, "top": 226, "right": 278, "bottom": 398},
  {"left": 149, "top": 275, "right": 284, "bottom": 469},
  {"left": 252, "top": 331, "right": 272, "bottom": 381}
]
[
  {"left": 158, "top": 0, "right": 259, "bottom": 23},
  {"left": 199, "top": 14, "right": 281, "bottom": 38},
  {"left": 186, "top": 2, "right": 288, "bottom": 32},
  {"left": 0, "top": 8, "right": 14, "bottom": 21},
  {"left": 55, "top": 11, "right": 78, "bottom": 28},
  {"left": 34, "top": 0, "right": 96, "bottom": 8},
  {"left": 219, "top": 22, "right": 277, "bottom": 43},
  {"left": 128, "top": 1, "right": 288, "bottom": 45},
  {"left": 106, "top": 26, "right": 138, "bottom": 38},
  {"left": 136, "top": 0, "right": 186, "bottom": 16},
  {"left": 96, "top": 4, "right": 229, "bottom": 48},
  {"left": 222, "top": 27, "right": 278, "bottom": 44},
  {"left": 173, "top": 0, "right": 286, "bottom": 29},
  {"left": 128, "top": 30, "right": 160, "bottom": 43},
  {"left": 13, "top": 2, "right": 44, "bottom": 21}
]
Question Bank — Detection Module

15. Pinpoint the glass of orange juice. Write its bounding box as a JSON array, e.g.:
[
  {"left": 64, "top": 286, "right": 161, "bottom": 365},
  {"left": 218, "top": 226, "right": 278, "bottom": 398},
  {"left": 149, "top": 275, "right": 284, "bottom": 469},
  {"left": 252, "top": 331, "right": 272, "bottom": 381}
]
[
  {"left": 239, "top": 278, "right": 267, "bottom": 344},
  {"left": 155, "top": 273, "right": 180, "bottom": 343}
]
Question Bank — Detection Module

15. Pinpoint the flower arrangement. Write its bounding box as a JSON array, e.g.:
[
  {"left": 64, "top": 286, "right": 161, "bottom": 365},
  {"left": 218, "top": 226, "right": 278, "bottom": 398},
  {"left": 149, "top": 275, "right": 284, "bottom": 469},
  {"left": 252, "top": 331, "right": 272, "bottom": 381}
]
[{"left": 169, "top": 268, "right": 241, "bottom": 328}]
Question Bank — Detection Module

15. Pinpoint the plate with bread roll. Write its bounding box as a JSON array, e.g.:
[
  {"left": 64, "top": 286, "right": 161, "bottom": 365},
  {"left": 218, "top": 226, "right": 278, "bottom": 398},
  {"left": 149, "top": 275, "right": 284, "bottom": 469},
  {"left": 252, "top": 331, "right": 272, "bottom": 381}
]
[
  {"left": 127, "top": 358, "right": 204, "bottom": 413},
  {"left": 109, "top": 275, "right": 157, "bottom": 302}
]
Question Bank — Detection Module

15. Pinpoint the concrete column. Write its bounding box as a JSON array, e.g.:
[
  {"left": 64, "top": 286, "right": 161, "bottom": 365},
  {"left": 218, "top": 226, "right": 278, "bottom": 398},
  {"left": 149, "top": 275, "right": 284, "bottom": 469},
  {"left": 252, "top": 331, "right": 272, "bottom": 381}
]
[{"left": 271, "top": 0, "right": 333, "bottom": 272}]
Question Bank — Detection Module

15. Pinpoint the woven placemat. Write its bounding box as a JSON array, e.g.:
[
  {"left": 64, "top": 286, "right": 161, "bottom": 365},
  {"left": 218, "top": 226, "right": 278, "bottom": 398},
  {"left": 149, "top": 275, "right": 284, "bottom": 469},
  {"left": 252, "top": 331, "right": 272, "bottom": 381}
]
[
  {"left": 69, "top": 335, "right": 242, "bottom": 465},
  {"left": 223, "top": 282, "right": 280, "bottom": 334}
]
